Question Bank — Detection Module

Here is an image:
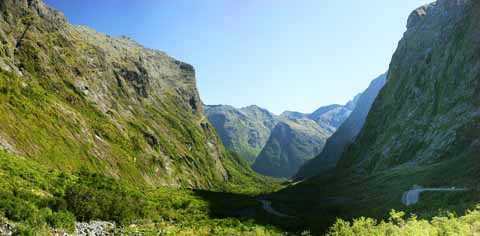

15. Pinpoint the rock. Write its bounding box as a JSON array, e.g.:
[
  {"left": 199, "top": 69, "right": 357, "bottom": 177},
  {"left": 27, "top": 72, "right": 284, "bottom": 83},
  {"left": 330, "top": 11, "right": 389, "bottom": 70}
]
[
  {"left": 0, "top": 222, "right": 15, "bottom": 236},
  {"left": 75, "top": 221, "right": 116, "bottom": 236}
]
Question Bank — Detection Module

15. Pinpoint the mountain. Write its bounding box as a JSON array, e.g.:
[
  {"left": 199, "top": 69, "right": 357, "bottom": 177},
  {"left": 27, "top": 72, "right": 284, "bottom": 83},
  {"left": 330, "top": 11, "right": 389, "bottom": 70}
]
[
  {"left": 204, "top": 105, "right": 278, "bottom": 163},
  {"left": 294, "top": 73, "right": 387, "bottom": 180},
  {"left": 281, "top": 102, "right": 356, "bottom": 133},
  {"left": 307, "top": 104, "right": 356, "bottom": 131},
  {"left": 251, "top": 118, "right": 331, "bottom": 178},
  {"left": 0, "top": 0, "right": 263, "bottom": 189},
  {"left": 205, "top": 100, "right": 356, "bottom": 166},
  {"left": 338, "top": 0, "right": 479, "bottom": 175},
  {"left": 273, "top": 0, "right": 480, "bottom": 233},
  {"left": 205, "top": 100, "right": 357, "bottom": 177},
  {"left": 251, "top": 99, "right": 359, "bottom": 178}
]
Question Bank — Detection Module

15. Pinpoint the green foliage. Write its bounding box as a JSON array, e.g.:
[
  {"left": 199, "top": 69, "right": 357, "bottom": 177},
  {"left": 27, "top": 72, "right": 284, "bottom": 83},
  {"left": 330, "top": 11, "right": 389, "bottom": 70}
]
[
  {"left": 327, "top": 208, "right": 480, "bottom": 236},
  {"left": 64, "top": 173, "right": 147, "bottom": 225},
  {"left": 0, "top": 151, "right": 289, "bottom": 235}
]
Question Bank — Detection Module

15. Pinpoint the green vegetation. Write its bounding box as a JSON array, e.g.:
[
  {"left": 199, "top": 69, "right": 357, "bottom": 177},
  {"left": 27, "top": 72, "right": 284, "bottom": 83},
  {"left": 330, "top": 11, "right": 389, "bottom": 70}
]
[
  {"left": 1, "top": 1, "right": 479, "bottom": 236},
  {"left": 0, "top": 0, "right": 283, "bottom": 192},
  {"left": 271, "top": 153, "right": 480, "bottom": 234},
  {"left": 327, "top": 208, "right": 480, "bottom": 236},
  {"left": 0, "top": 151, "right": 290, "bottom": 235}
]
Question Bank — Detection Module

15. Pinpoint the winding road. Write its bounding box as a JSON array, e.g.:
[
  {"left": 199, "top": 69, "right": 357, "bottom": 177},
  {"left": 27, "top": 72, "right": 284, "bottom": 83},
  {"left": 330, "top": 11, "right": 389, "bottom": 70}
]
[
  {"left": 258, "top": 200, "right": 293, "bottom": 218},
  {"left": 401, "top": 186, "right": 467, "bottom": 206}
]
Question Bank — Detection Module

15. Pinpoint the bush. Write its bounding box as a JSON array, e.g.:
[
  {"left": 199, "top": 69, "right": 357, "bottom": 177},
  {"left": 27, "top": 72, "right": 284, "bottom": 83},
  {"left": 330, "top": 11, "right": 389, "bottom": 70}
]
[
  {"left": 46, "top": 210, "right": 75, "bottom": 229},
  {"left": 327, "top": 207, "right": 480, "bottom": 236},
  {"left": 64, "top": 174, "right": 147, "bottom": 225}
]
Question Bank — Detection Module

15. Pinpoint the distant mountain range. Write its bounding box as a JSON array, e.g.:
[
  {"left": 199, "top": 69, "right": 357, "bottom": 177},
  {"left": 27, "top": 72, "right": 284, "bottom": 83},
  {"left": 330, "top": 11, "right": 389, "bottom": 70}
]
[{"left": 205, "top": 96, "right": 360, "bottom": 178}]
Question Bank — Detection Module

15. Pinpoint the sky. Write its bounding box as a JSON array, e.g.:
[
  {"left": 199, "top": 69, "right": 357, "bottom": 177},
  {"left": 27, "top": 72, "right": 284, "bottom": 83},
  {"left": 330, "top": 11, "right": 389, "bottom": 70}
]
[{"left": 44, "top": 0, "right": 432, "bottom": 114}]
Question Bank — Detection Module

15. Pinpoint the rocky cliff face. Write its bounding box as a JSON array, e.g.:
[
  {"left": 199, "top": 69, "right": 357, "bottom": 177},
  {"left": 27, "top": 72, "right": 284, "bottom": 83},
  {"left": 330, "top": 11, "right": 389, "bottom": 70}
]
[
  {"left": 338, "top": 0, "right": 480, "bottom": 175},
  {"left": 252, "top": 118, "right": 330, "bottom": 178},
  {"left": 274, "top": 1, "right": 480, "bottom": 232},
  {"left": 0, "top": 0, "right": 257, "bottom": 189},
  {"left": 294, "top": 74, "right": 387, "bottom": 180},
  {"left": 204, "top": 105, "right": 278, "bottom": 163}
]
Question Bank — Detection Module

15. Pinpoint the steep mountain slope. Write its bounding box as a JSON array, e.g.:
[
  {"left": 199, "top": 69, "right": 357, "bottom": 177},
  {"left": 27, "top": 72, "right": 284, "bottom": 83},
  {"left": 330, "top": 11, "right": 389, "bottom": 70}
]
[
  {"left": 204, "top": 105, "right": 278, "bottom": 163},
  {"left": 252, "top": 119, "right": 330, "bottom": 178},
  {"left": 273, "top": 0, "right": 480, "bottom": 233},
  {"left": 0, "top": 0, "right": 263, "bottom": 189},
  {"left": 294, "top": 73, "right": 387, "bottom": 180},
  {"left": 338, "top": 0, "right": 479, "bottom": 174},
  {"left": 249, "top": 86, "right": 359, "bottom": 178}
]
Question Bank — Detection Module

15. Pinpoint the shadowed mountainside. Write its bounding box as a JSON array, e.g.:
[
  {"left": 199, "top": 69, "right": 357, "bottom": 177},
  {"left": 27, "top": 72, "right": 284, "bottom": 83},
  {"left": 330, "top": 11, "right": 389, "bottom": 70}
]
[{"left": 294, "top": 73, "right": 387, "bottom": 180}]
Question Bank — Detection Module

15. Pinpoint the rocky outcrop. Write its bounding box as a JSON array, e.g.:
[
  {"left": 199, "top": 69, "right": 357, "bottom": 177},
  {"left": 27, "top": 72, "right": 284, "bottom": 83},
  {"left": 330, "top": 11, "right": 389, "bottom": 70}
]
[
  {"left": 294, "top": 73, "right": 387, "bottom": 180},
  {"left": 0, "top": 222, "right": 15, "bottom": 236},
  {"left": 75, "top": 221, "right": 115, "bottom": 236}
]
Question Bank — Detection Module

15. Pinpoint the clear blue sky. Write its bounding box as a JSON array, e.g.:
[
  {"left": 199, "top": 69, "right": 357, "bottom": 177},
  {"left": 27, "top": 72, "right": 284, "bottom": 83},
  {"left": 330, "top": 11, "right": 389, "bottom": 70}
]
[{"left": 44, "top": 0, "right": 432, "bottom": 114}]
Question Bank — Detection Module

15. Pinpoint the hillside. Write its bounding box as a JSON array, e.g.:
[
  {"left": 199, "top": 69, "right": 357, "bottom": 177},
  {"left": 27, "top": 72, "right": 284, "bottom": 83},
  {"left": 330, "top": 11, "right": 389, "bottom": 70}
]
[
  {"left": 252, "top": 118, "right": 331, "bottom": 178},
  {"left": 294, "top": 73, "right": 387, "bottom": 180},
  {"left": 272, "top": 0, "right": 480, "bottom": 233},
  {"left": 338, "top": 0, "right": 479, "bottom": 175},
  {"left": 204, "top": 105, "right": 278, "bottom": 163},
  {"left": 0, "top": 0, "right": 269, "bottom": 190}
]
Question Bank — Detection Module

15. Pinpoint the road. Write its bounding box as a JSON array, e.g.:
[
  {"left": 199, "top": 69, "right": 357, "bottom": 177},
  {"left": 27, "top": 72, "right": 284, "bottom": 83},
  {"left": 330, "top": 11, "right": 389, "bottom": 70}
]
[
  {"left": 401, "top": 186, "right": 467, "bottom": 206},
  {"left": 258, "top": 200, "right": 293, "bottom": 218}
]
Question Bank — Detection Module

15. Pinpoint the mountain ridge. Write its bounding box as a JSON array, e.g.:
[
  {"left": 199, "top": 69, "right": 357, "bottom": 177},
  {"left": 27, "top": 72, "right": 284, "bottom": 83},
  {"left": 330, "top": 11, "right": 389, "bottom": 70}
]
[
  {"left": 205, "top": 97, "right": 358, "bottom": 175},
  {"left": 0, "top": 0, "right": 267, "bottom": 190}
]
